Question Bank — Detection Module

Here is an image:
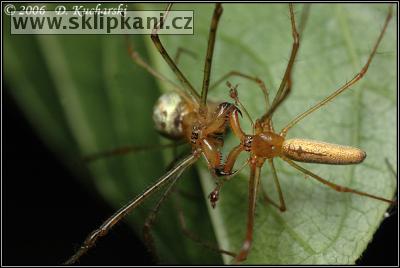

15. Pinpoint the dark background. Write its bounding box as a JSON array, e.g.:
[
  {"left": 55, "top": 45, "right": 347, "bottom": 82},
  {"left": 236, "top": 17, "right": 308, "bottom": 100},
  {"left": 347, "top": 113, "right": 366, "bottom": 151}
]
[{"left": 3, "top": 89, "right": 398, "bottom": 265}]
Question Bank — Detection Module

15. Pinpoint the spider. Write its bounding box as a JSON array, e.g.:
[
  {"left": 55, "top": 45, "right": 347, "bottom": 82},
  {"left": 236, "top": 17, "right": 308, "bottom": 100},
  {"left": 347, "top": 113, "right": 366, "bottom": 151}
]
[
  {"left": 206, "top": 4, "right": 395, "bottom": 263},
  {"left": 65, "top": 3, "right": 266, "bottom": 264}
]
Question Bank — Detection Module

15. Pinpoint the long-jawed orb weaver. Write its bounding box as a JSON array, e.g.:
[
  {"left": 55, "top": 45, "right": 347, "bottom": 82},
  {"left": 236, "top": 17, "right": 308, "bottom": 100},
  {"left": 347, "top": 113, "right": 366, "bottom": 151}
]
[
  {"left": 199, "top": 4, "right": 396, "bottom": 264},
  {"left": 208, "top": 5, "right": 395, "bottom": 262},
  {"left": 65, "top": 3, "right": 261, "bottom": 264}
]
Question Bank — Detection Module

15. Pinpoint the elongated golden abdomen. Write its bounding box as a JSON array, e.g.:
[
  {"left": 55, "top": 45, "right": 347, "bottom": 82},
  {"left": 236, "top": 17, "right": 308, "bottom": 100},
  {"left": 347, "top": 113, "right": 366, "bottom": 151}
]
[{"left": 282, "top": 138, "right": 366, "bottom": 165}]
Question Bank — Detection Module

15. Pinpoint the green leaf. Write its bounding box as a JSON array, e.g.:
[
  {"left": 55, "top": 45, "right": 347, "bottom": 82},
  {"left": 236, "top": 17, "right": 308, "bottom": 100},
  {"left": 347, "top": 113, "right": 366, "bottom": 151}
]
[
  {"left": 148, "top": 3, "right": 396, "bottom": 264},
  {"left": 4, "top": 3, "right": 396, "bottom": 265}
]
